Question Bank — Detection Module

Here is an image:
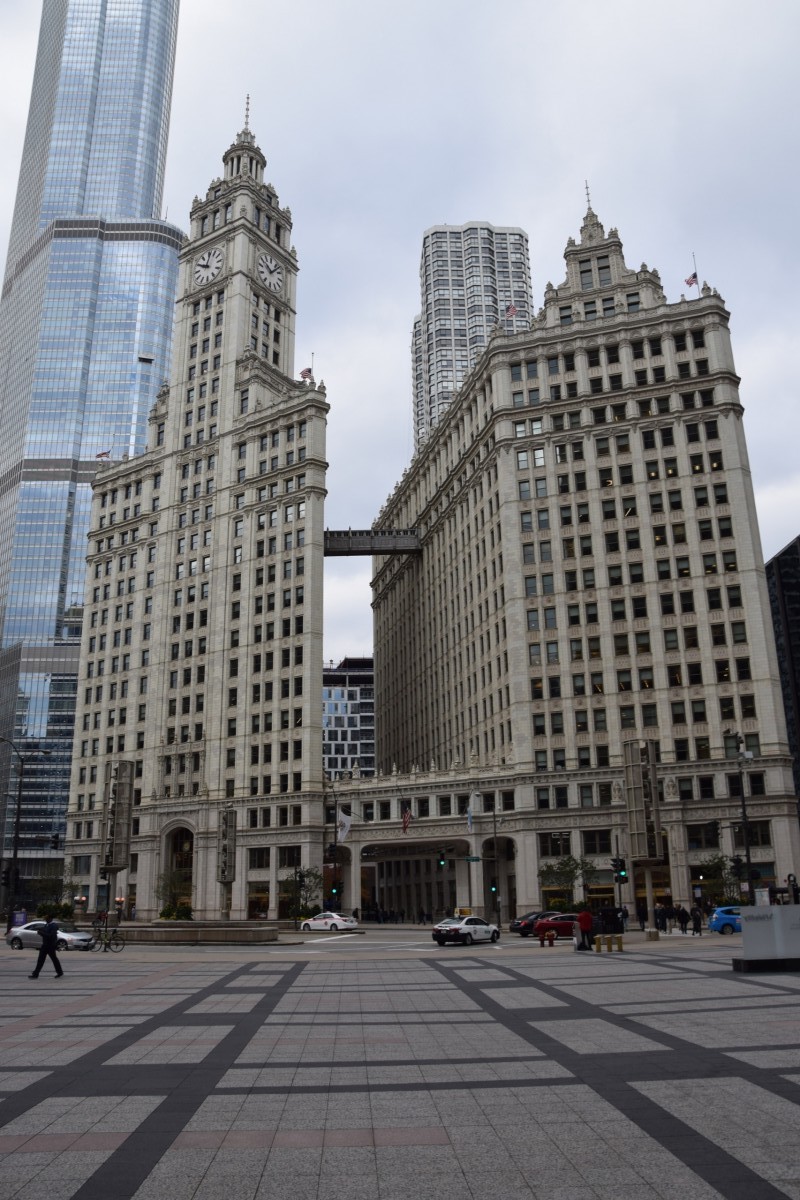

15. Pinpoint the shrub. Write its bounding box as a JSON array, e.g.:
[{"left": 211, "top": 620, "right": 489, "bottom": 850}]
[{"left": 174, "top": 904, "right": 193, "bottom": 921}]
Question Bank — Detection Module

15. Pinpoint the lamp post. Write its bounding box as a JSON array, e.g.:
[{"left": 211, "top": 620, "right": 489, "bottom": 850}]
[
  {"left": 325, "top": 775, "right": 339, "bottom": 910},
  {"left": 735, "top": 734, "right": 756, "bottom": 906},
  {"left": 1, "top": 738, "right": 50, "bottom": 935},
  {"left": 724, "top": 728, "right": 755, "bottom": 905},
  {"left": 491, "top": 799, "right": 502, "bottom": 931}
]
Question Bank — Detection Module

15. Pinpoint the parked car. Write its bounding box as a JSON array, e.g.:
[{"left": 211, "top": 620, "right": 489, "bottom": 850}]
[
  {"left": 300, "top": 912, "right": 358, "bottom": 932},
  {"left": 431, "top": 916, "right": 500, "bottom": 946},
  {"left": 6, "top": 920, "right": 94, "bottom": 952},
  {"left": 509, "top": 911, "right": 559, "bottom": 937},
  {"left": 532, "top": 914, "right": 581, "bottom": 940},
  {"left": 707, "top": 905, "right": 741, "bottom": 935}
]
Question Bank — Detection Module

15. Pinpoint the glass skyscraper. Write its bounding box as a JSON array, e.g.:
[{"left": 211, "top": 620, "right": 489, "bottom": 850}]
[{"left": 0, "top": 0, "right": 182, "bottom": 890}]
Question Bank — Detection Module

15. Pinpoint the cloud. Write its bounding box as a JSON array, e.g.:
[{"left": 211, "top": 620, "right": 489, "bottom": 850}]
[{"left": 2, "top": 0, "right": 799, "bottom": 657}]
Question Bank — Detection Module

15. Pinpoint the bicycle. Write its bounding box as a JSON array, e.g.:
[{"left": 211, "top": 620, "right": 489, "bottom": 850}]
[{"left": 89, "top": 927, "right": 124, "bottom": 952}]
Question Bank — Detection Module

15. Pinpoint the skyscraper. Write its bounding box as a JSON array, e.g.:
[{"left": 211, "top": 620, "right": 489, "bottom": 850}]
[
  {"left": 370, "top": 207, "right": 800, "bottom": 913},
  {"left": 66, "top": 122, "right": 330, "bottom": 921},
  {"left": 411, "top": 222, "right": 532, "bottom": 449},
  {"left": 323, "top": 657, "right": 375, "bottom": 779},
  {"left": 0, "top": 1, "right": 182, "bottom": 891},
  {"left": 766, "top": 536, "right": 800, "bottom": 802}
]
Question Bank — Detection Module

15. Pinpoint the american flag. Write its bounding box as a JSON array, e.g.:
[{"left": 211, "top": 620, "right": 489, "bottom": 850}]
[
  {"left": 402, "top": 804, "right": 411, "bottom": 834},
  {"left": 300, "top": 367, "right": 313, "bottom": 380},
  {"left": 505, "top": 303, "right": 518, "bottom": 318},
  {"left": 95, "top": 450, "right": 111, "bottom": 459},
  {"left": 685, "top": 271, "right": 698, "bottom": 287}
]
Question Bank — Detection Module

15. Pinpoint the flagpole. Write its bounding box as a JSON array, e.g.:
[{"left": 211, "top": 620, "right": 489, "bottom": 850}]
[{"left": 692, "top": 251, "right": 700, "bottom": 297}]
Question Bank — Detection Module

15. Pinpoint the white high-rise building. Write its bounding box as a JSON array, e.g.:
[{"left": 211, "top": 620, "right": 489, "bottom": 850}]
[
  {"left": 412, "top": 222, "right": 532, "bottom": 449},
  {"left": 369, "top": 206, "right": 800, "bottom": 917},
  {"left": 65, "top": 123, "right": 330, "bottom": 921}
]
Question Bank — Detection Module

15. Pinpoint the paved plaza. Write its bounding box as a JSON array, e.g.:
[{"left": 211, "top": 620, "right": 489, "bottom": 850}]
[{"left": 0, "top": 929, "right": 799, "bottom": 1199}]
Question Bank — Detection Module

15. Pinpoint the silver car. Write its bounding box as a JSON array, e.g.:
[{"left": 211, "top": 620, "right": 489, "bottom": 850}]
[{"left": 6, "top": 920, "right": 94, "bottom": 952}]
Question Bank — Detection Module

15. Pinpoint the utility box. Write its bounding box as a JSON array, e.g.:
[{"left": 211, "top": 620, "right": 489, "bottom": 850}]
[{"left": 734, "top": 907, "right": 800, "bottom": 972}]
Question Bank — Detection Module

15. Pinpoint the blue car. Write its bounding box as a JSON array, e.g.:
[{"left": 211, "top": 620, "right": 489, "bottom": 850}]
[{"left": 708, "top": 905, "right": 741, "bottom": 934}]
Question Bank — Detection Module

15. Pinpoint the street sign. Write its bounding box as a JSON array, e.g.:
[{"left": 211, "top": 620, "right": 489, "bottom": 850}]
[{"left": 465, "top": 855, "right": 481, "bottom": 862}]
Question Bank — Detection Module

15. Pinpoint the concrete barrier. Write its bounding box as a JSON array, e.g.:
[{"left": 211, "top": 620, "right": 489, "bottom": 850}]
[{"left": 88, "top": 922, "right": 279, "bottom": 945}]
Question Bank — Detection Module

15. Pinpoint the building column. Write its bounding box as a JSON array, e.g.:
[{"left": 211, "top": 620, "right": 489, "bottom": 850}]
[
  {"left": 515, "top": 832, "right": 541, "bottom": 911},
  {"left": 454, "top": 858, "right": 470, "bottom": 911},
  {"left": 267, "top": 852, "right": 279, "bottom": 921},
  {"left": 668, "top": 820, "right": 691, "bottom": 909},
  {"left": 344, "top": 842, "right": 360, "bottom": 915}
]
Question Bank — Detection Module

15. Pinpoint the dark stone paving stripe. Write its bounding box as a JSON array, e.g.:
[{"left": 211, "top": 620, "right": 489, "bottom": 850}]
[
  {"left": 66, "top": 961, "right": 305, "bottom": 1200},
  {"left": 0, "top": 962, "right": 303, "bottom": 1200},
  {"left": 428, "top": 955, "right": 796, "bottom": 1200}
]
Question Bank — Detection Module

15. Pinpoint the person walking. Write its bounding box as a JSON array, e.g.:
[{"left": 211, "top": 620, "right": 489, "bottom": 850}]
[
  {"left": 637, "top": 902, "right": 647, "bottom": 932},
  {"left": 29, "top": 913, "right": 64, "bottom": 979},
  {"left": 677, "top": 906, "right": 690, "bottom": 934},
  {"left": 690, "top": 904, "right": 703, "bottom": 936},
  {"left": 577, "top": 908, "right": 594, "bottom": 950}
]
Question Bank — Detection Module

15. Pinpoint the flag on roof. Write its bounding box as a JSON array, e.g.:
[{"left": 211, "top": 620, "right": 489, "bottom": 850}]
[
  {"left": 466, "top": 804, "right": 473, "bottom": 833},
  {"left": 95, "top": 450, "right": 111, "bottom": 459},
  {"left": 300, "top": 367, "right": 313, "bottom": 380},
  {"left": 505, "top": 303, "right": 518, "bottom": 318},
  {"left": 685, "top": 271, "right": 698, "bottom": 287},
  {"left": 402, "top": 804, "right": 411, "bottom": 834}
]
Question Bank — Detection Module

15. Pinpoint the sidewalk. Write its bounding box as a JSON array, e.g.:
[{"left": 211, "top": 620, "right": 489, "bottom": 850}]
[{"left": 0, "top": 932, "right": 796, "bottom": 1200}]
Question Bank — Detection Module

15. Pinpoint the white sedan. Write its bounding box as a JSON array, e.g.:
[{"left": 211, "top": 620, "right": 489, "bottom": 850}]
[
  {"left": 300, "top": 912, "right": 358, "bottom": 932},
  {"left": 431, "top": 916, "right": 500, "bottom": 946}
]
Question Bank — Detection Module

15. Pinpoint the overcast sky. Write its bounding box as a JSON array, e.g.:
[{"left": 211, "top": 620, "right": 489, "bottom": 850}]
[{"left": 1, "top": 1, "right": 799, "bottom": 663}]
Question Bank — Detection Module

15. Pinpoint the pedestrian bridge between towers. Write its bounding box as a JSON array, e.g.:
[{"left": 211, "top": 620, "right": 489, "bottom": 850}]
[{"left": 323, "top": 529, "right": 421, "bottom": 556}]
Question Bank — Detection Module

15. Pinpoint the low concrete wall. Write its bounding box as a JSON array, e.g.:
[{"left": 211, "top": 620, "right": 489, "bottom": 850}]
[{"left": 97, "top": 922, "right": 279, "bottom": 945}]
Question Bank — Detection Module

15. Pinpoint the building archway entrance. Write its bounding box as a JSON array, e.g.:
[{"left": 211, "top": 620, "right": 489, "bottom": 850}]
[
  {"left": 357, "top": 837, "right": 514, "bottom": 923},
  {"left": 159, "top": 826, "right": 194, "bottom": 914}
]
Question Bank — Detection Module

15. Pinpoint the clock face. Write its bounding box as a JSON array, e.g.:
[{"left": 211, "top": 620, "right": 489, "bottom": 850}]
[
  {"left": 194, "top": 246, "right": 223, "bottom": 286},
  {"left": 257, "top": 252, "right": 284, "bottom": 293}
]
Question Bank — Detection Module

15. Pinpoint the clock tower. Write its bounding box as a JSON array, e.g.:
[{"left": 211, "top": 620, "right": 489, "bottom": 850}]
[{"left": 172, "top": 118, "right": 298, "bottom": 396}]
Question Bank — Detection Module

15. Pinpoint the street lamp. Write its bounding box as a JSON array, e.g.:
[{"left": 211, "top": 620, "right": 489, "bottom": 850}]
[
  {"left": 0, "top": 737, "right": 50, "bottom": 934},
  {"left": 725, "top": 729, "right": 755, "bottom": 906},
  {"left": 488, "top": 796, "right": 504, "bottom": 931}
]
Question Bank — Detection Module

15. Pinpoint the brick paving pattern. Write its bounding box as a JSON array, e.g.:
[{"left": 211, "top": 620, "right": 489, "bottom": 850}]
[{"left": 0, "top": 932, "right": 798, "bottom": 1198}]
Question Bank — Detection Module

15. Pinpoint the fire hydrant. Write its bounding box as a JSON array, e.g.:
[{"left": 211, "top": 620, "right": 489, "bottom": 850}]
[{"left": 539, "top": 929, "right": 557, "bottom": 947}]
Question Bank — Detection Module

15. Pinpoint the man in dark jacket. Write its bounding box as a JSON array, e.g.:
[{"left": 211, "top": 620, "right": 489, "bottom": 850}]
[{"left": 29, "top": 913, "right": 64, "bottom": 979}]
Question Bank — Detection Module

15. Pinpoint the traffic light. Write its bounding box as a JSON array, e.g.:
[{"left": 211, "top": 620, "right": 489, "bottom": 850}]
[
  {"left": 99, "top": 867, "right": 108, "bottom": 881},
  {"left": 1, "top": 867, "right": 9, "bottom": 888},
  {"left": 611, "top": 856, "right": 627, "bottom": 882},
  {"left": 438, "top": 850, "right": 446, "bottom": 867},
  {"left": 50, "top": 833, "right": 60, "bottom": 850},
  {"left": 331, "top": 881, "right": 338, "bottom": 895},
  {"left": 490, "top": 878, "right": 497, "bottom": 893},
  {"left": 297, "top": 872, "right": 305, "bottom": 889},
  {"left": 731, "top": 855, "right": 744, "bottom": 880}
]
